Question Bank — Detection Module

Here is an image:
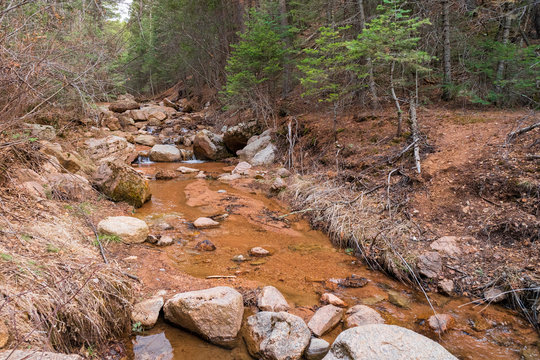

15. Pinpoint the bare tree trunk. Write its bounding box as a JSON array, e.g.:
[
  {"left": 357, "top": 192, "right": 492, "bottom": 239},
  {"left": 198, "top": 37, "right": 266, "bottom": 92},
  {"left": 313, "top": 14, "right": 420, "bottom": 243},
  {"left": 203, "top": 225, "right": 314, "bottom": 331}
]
[
  {"left": 358, "top": 0, "right": 379, "bottom": 108},
  {"left": 390, "top": 61, "right": 403, "bottom": 137},
  {"left": 496, "top": 10, "right": 512, "bottom": 95},
  {"left": 441, "top": 0, "right": 452, "bottom": 100},
  {"left": 409, "top": 98, "right": 421, "bottom": 174},
  {"left": 279, "top": 0, "right": 291, "bottom": 98}
]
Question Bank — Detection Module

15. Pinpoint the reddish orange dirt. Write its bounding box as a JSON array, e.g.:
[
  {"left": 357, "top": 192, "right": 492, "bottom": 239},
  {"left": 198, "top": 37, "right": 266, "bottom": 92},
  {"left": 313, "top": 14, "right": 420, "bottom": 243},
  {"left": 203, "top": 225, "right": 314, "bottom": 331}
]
[{"left": 108, "top": 160, "right": 539, "bottom": 360}]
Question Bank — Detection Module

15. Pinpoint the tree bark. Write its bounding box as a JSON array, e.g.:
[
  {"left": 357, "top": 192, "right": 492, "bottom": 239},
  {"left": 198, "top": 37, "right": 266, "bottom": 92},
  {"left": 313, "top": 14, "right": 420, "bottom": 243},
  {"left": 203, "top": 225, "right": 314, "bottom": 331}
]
[
  {"left": 496, "top": 9, "right": 512, "bottom": 95},
  {"left": 390, "top": 61, "right": 402, "bottom": 137},
  {"left": 409, "top": 99, "right": 421, "bottom": 174},
  {"left": 279, "top": 0, "right": 291, "bottom": 98},
  {"left": 441, "top": 0, "right": 452, "bottom": 100},
  {"left": 358, "top": 0, "right": 379, "bottom": 108}
]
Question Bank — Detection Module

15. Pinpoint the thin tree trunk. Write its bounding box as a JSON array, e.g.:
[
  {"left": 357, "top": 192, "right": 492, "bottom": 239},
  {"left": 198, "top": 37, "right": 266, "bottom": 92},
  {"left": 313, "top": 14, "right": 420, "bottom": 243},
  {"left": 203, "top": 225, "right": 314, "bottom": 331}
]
[
  {"left": 358, "top": 0, "right": 379, "bottom": 108},
  {"left": 441, "top": 0, "right": 452, "bottom": 100},
  {"left": 333, "top": 102, "right": 338, "bottom": 142},
  {"left": 409, "top": 98, "right": 421, "bottom": 174},
  {"left": 496, "top": 10, "right": 512, "bottom": 95},
  {"left": 390, "top": 61, "right": 402, "bottom": 137},
  {"left": 279, "top": 0, "right": 291, "bottom": 98}
]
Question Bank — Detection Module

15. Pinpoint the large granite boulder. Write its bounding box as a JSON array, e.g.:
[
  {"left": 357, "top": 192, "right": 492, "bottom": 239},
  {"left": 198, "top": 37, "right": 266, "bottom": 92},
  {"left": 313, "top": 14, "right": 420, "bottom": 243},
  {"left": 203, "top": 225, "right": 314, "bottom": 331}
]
[
  {"left": 244, "top": 311, "right": 311, "bottom": 360},
  {"left": 237, "top": 130, "right": 276, "bottom": 165},
  {"left": 193, "top": 130, "right": 231, "bottom": 160},
  {"left": 149, "top": 144, "right": 181, "bottom": 162},
  {"left": 163, "top": 287, "right": 244, "bottom": 348},
  {"left": 93, "top": 161, "right": 151, "bottom": 207},
  {"left": 223, "top": 121, "right": 259, "bottom": 153},
  {"left": 84, "top": 136, "right": 138, "bottom": 164},
  {"left": 322, "top": 324, "right": 458, "bottom": 360},
  {"left": 97, "top": 216, "right": 149, "bottom": 244},
  {"left": 109, "top": 99, "right": 139, "bottom": 113},
  {"left": 131, "top": 296, "right": 164, "bottom": 329}
]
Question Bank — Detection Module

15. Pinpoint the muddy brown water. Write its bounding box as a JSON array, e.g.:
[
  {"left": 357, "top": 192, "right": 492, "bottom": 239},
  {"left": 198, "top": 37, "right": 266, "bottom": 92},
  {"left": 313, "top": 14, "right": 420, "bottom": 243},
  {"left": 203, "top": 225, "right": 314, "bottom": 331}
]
[{"left": 127, "top": 161, "right": 539, "bottom": 360}]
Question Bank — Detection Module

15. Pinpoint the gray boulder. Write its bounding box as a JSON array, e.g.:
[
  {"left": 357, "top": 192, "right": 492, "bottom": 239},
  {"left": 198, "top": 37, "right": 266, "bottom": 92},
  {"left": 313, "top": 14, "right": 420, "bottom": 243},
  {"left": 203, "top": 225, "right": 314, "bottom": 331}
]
[
  {"left": 193, "top": 130, "right": 231, "bottom": 160},
  {"left": 344, "top": 305, "right": 384, "bottom": 328},
  {"left": 93, "top": 161, "right": 151, "bottom": 207},
  {"left": 244, "top": 311, "right": 311, "bottom": 360},
  {"left": 163, "top": 287, "right": 244, "bottom": 348},
  {"left": 131, "top": 296, "right": 164, "bottom": 329},
  {"left": 109, "top": 99, "right": 140, "bottom": 113},
  {"left": 237, "top": 132, "right": 271, "bottom": 161},
  {"left": 97, "top": 216, "right": 149, "bottom": 244},
  {"left": 306, "top": 338, "right": 330, "bottom": 360},
  {"left": 223, "top": 121, "right": 259, "bottom": 153},
  {"left": 257, "top": 286, "right": 290, "bottom": 312},
  {"left": 322, "top": 324, "right": 457, "bottom": 360},
  {"left": 308, "top": 305, "right": 344, "bottom": 337}
]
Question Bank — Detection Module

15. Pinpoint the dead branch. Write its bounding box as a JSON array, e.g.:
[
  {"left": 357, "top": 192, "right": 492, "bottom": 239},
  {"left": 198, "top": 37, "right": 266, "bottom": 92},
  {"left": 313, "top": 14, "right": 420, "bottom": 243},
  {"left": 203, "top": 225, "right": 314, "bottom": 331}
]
[{"left": 507, "top": 121, "right": 540, "bottom": 141}]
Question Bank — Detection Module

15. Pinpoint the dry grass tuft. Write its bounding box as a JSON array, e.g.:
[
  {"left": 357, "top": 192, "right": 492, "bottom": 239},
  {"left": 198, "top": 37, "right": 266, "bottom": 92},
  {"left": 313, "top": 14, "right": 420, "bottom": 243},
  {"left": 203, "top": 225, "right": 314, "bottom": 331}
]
[{"left": 284, "top": 176, "right": 420, "bottom": 282}]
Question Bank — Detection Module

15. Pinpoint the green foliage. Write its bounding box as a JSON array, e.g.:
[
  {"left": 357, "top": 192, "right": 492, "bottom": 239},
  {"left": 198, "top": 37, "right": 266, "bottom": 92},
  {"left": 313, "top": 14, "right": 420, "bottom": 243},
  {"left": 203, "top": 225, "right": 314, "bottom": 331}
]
[
  {"left": 348, "top": 0, "right": 433, "bottom": 73},
  {"left": 222, "top": 5, "right": 290, "bottom": 111},
  {"left": 465, "top": 39, "right": 539, "bottom": 106},
  {"left": 1, "top": 253, "right": 13, "bottom": 262},
  {"left": 46, "top": 244, "right": 60, "bottom": 253},
  {"left": 132, "top": 321, "right": 144, "bottom": 333},
  {"left": 298, "top": 26, "right": 362, "bottom": 104},
  {"left": 97, "top": 234, "right": 122, "bottom": 245}
]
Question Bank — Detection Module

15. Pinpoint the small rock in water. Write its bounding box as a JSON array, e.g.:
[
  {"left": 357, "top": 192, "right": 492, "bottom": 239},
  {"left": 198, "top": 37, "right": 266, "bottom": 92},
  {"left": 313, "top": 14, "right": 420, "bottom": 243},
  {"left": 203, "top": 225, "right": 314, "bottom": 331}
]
[
  {"left": 155, "top": 169, "right": 178, "bottom": 180},
  {"left": 217, "top": 189, "right": 227, "bottom": 194},
  {"left": 195, "top": 171, "right": 206, "bottom": 179},
  {"left": 219, "top": 173, "right": 242, "bottom": 181},
  {"left": 195, "top": 239, "right": 216, "bottom": 251},
  {"left": 131, "top": 296, "right": 164, "bottom": 329},
  {"left": 249, "top": 247, "right": 270, "bottom": 257},
  {"left": 157, "top": 235, "right": 174, "bottom": 247},
  {"left": 388, "top": 291, "right": 411, "bottom": 308},
  {"left": 305, "top": 337, "right": 330, "bottom": 360},
  {"left": 307, "top": 305, "right": 344, "bottom": 337},
  {"left": 193, "top": 217, "right": 220, "bottom": 229},
  {"left": 320, "top": 293, "right": 347, "bottom": 307},
  {"left": 212, "top": 213, "right": 229, "bottom": 222},
  {"left": 232, "top": 255, "right": 246, "bottom": 262},
  {"left": 484, "top": 288, "right": 507, "bottom": 303},
  {"left": 155, "top": 221, "right": 174, "bottom": 231},
  {"left": 146, "top": 234, "right": 159, "bottom": 244},
  {"left": 176, "top": 166, "right": 199, "bottom": 174},
  {"left": 344, "top": 305, "right": 384, "bottom": 328},
  {"left": 339, "top": 275, "right": 368, "bottom": 288},
  {"left": 257, "top": 286, "right": 290, "bottom": 312},
  {"left": 428, "top": 314, "right": 454, "bottom": 334}
]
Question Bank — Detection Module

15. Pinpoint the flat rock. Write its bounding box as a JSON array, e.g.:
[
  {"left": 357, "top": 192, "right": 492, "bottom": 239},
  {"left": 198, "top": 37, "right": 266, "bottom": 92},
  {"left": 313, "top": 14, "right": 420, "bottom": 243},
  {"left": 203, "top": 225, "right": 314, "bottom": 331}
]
[
  {"left": 322, "top": 324, "right": 457, "bottom": 360},
  {"left": 0, "top": 352, "right": 83, "bottom": 360},
  {"left": 193, "top": 217, "right": 220, "bottom": 229},
  {"left": 84, "top": 135, "right": 138, "bottom": 164},
  {"left": 417, "top": 251, "right": 442, "bottom": 278},
  {"left": 305, "top": 338, "right": 330, "bottom": 360},
  {"left": 249, "top": 247, "right": 270, "bottom": 257},
  {"left": 149, "top": 145, "right": 181, "bottom": 162},
  {"left": 134, "top": 134, "right": 158, "bottom": 147},
  {"left": 131, "top": 297, "right": 164, "bottom": 329},
  {"left": 176, "top": 166, "right": 199, "bottom": 174},
  {"left": 321, "top": 293, "right": 346, "bottom": 307},
  {"left": 388, "top": 291, "right": 410, "bottom": 309},
  {"left": 109, "top": 99, "right": 139, "bottom": 113},
  {"left": 428, "top": 314, "right": 454, "bottom": 333},
  {"left": 195, "top": 171, "right": 206, "bottom": 179},
  {"left": 219, "top": 173, "right": 242, "bottom": 181},
  {"left": 244, "top": 311, "right": 311, "bottom": 360},
  {"left": 163, "top": 287, "right": 244, "bottom": 347},
  {"left": 98, "top": 216, "right": 149, "bottom": 244},
  {"left": 344, "top": 305, "right": 384, "bottom": 328},
  {"left": 430, "top": 236, "right": 462, "bottom": 257},
  {"left": 308, "top": 305, "right": 344, "bottom": 337},
  {"left": 257, "top": 286, "right": 290, "bottom": 312},
  {"left": 484, "top": 288, "right": 507, "bottom": 303}
]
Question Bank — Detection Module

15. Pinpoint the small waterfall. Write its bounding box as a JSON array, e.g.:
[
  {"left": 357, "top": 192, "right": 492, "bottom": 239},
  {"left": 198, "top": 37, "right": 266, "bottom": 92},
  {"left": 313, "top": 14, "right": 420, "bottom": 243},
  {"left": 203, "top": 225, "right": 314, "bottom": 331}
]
[
  {"left": 182, "top": 153, "right": 205, "bottom": 164},
  {"left": 136, "top": 155, "right": 154, "bottom": 165}
]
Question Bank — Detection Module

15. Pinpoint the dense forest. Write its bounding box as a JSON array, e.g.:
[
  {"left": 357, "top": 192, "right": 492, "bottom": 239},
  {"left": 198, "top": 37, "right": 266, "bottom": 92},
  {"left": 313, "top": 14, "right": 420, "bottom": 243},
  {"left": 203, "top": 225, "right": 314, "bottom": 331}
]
[{"left": 1, "top": 0, "right": 539, "bottom": 127}]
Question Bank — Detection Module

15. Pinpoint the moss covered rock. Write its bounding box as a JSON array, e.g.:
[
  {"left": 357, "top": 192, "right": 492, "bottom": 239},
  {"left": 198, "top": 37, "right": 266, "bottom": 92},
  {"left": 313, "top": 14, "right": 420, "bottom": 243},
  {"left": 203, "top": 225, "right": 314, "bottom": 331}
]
[{"left": 93, "top": 161, "right": 151, "bottom": 207}]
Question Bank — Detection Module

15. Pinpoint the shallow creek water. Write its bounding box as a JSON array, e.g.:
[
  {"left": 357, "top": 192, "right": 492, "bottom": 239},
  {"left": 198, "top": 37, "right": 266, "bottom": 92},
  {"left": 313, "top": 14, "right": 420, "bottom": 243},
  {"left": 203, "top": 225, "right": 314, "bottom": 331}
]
[{"left": 126, "top": 161, "right": 539, "bottom": 360}]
